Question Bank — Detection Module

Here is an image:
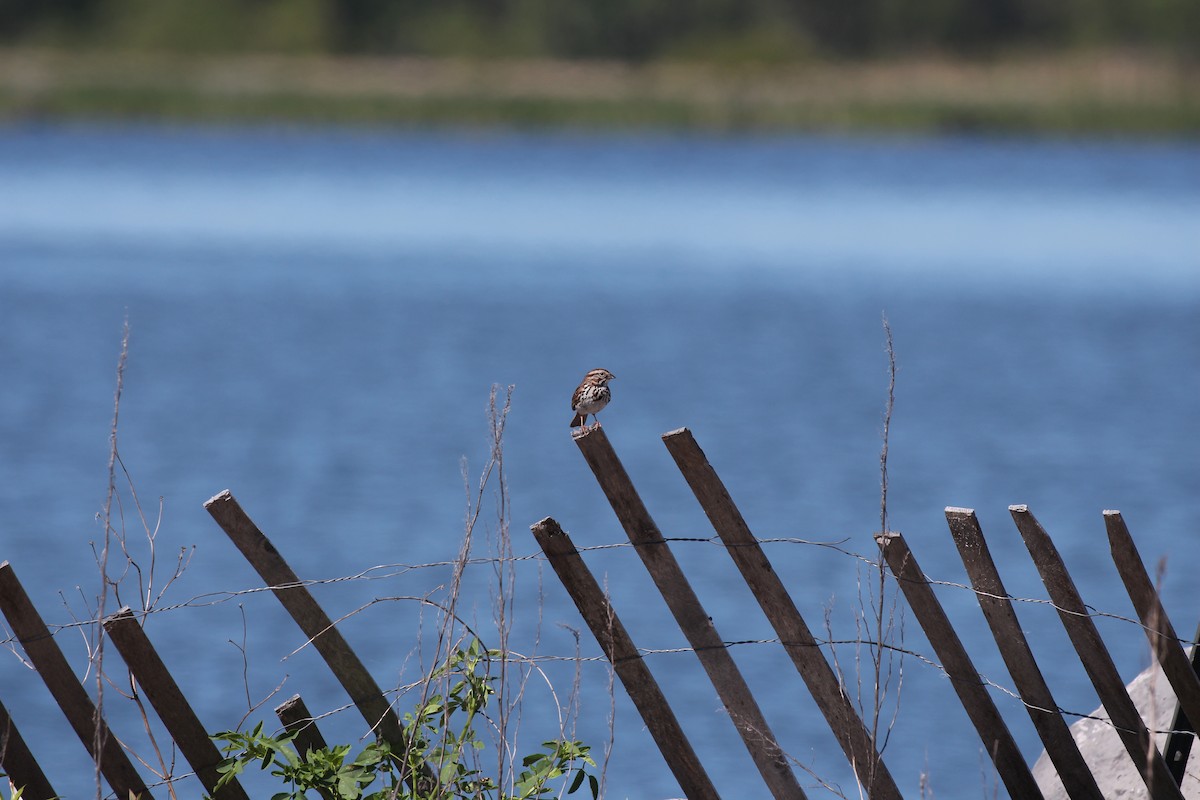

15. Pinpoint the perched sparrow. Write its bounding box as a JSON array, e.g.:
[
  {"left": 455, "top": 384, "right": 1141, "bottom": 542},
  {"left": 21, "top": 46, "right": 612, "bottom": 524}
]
[{"left": 570, "top": 368, "right": 615, "bottom": 429}]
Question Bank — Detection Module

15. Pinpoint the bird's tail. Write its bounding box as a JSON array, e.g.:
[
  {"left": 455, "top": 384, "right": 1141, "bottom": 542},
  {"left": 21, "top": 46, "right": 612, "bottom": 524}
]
[{"left": 570, "top": 413, "right": 585, "bottom": 428}]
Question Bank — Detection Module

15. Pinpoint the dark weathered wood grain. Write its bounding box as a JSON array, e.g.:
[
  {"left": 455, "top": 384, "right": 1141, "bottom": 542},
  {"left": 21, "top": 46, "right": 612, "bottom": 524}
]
[
  {"left": 0, "top": 698, "right": 57, "bottom": 800},
  {"left": 573, "top": 426, "right": 805, "bottom": 799},
  {"left": 945, "top": 508, "right": 1103, "bottom": 800},
  {"left": 0, "top": 562, "right": 151, "bottom": 799},
  {"left": 276, "top": 694, "right": 331, "bottom": 756},
  {"left": 876, "top": 531, "right": 1044, "bottom": 800},
  {"left": 104, "top": 607, "right": 249, "bottom": 800},
  {"left": 1011, "top": 505, "right": 1183, "bottom": 800},
  {"left": 276, "top": 695, "right": 336, "bottom": 800},
  {"left": 1104, "top": 510, "right": 1200, "bottom": 749},
  {"left": 1163, "top": 622, "right": 1200, "bottom": 785},
  {"left": 531, "top": 517, "right": 720, "bottom": 800},
  {"left": 663, "top": 427, "right": 900, "bottom": 800},
  {"left": 205, "top": 492, "right": 399, "bottom": 738},
  {"left": 203, "top": 490, "right": 433, "bottom": 792}
]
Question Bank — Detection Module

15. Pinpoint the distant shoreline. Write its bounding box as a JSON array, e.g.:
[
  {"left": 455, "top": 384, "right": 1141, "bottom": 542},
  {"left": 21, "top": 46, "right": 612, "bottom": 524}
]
[{"left": 2, "top": 49, "right": 1197, "bottom": 136}]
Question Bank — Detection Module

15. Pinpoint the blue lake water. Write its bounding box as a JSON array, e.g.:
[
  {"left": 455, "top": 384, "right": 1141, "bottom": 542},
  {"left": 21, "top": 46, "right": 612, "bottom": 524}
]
[{"left": 1, "top": 123, "right": 1198, "bottom": 798}]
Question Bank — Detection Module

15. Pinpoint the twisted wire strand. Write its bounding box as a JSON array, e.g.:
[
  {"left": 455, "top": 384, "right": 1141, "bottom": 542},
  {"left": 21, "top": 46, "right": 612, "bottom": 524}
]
[{"left": 0, "top": 530, "right": 1189, "bottom": 759}]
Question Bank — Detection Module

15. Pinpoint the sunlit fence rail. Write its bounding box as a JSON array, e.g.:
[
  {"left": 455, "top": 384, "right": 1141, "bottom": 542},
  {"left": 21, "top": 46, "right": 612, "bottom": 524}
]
[{"left": 0, "top": 424, "right": 1197, "bottom": 799}]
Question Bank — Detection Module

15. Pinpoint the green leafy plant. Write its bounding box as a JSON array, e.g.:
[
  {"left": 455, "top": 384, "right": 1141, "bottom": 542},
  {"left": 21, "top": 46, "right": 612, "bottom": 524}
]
[
  {"left": 211, "top": 638, "right": 597, "bottom": 800},
  {"left": 211, "top": 722, "right": 396, "bottom": 800}
]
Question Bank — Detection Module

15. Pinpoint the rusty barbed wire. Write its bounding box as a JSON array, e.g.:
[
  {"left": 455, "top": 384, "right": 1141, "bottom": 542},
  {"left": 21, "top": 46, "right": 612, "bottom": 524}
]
[
  {"left": 0, "top": 531, "right": 1179, "bottom": 643},
  {"left": 0, "top": 528, "right": 1190, "bottom": 770}
]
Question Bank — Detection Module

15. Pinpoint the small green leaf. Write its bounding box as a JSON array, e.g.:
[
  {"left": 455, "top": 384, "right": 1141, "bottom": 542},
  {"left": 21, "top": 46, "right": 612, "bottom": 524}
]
[{"left": 569, "top": 769, "right": 586, "bottom": 794}]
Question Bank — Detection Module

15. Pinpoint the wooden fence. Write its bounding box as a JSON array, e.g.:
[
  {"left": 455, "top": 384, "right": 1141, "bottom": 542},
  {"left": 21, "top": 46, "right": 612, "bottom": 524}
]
[
  {"left": 0, "top": 424, "right": 1196, "bottom": 798},
  {"left": 532, "top": 425, "right": 1200, "bottom": 799},
  {"left": 0, "top": 491, "right": 437, "bottom": 799}
]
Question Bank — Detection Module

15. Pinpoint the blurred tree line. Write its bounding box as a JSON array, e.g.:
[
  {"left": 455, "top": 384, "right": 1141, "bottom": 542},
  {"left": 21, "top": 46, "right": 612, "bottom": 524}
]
[{"left": 2, "top": 0, "right": 1197, "bottom": 61}]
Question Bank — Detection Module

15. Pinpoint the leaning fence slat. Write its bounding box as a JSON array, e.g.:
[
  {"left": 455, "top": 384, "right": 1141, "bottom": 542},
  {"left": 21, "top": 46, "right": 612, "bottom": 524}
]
[
  {"left": 1104, "top": 510, "right": 1200, "bottom": 743},
  {"left": 276, "top": 694, "right": 331, "bottom": 757},
  {"left": 945, "top": 508, "right": 1103, "bottom": 800},
  {"left": 0, "top": 698, "right": 57, "bottom": 800},
  {"left": 1163, "top": 622, "right": 1200, "bottom": 784},
  {"left": 203, "top": 490, "right": 433, "bottom": 793},
  {"left": 1010, "top": 505, "right": 1183, "bottom": 799},
  {"left": 0, "top": 562, "right": 152, "bottom": 799},
  {"left": 204, "top": 491, "right": 399, "bottom": 738},
  {"left": 875, "top": 532, "right": 1044, "bottom": 800},
  {"left": 531, "top": 517, "right": 720, "bottom": 800},
  {"left": 662, "top": 427, "right": 901, "bottom": 800},
  {"left": 573, "top": 426, "right": 806, "bottom": 799},
  {"left": 103, "top": 607, "right": 249, "bottom": 800},
  {"left": 276, "top": 696, "right": 336, "bottom": 800}
]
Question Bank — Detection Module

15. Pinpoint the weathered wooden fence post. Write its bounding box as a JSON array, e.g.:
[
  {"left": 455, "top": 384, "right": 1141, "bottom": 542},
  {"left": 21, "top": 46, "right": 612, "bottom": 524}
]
[
  {"left": 945, "top": 507, "right": 1103, "bottom": 800},
  {"left": 203, "top": 490, "right": 436, "bottom": 794},
  {"left": 276, "top": 696, "right": 336, "bottom": 800},
  {"left": 104, "top": 607, "right": 250, "bottom": 800},
  {"left": 662, "top": 427, "right": 902, "bottom": 800},
  {"left": 1011, "top": 505, "right": 1183, "bottom": 799},
  {"left": 572, "top": 426, "right": 806, "bottom": 799},
  {"left": 531, "top": 516, "right": 721, "bottom": 800},
  {"left": 1162, "top": 622, "right": 1200, "bottom": 785},
  {"left": 276, "top": 694, "right": 331, "bottom": 756},
  {"left": 1104, "top": 510, "right": 1200, "bottom": 737},
  {"left": 876, "top": 531, "right": 1044, "bottom": 799},
  {"left": 0, "top": 562, "right": 152, "bottom": 799},
  {"left": 0, "top": 699, "right": 57, "bottom": 800}
]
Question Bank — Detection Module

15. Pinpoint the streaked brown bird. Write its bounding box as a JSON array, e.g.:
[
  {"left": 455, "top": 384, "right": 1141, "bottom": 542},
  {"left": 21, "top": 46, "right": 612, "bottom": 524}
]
[{"left": 570, "top": 368, "right": 615, "bottom": 429}]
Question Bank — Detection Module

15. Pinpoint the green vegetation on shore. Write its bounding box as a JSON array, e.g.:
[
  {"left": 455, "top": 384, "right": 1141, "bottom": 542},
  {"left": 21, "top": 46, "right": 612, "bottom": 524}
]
[
  {"left": 2, "top": 1, "right": 1197, "bottom": 134},
  {"left": 5, "top": 0, "right": 1198, "bottom": 62},
  {"left": 2, "top": 49, "right": 1197, "bottom": 135}
]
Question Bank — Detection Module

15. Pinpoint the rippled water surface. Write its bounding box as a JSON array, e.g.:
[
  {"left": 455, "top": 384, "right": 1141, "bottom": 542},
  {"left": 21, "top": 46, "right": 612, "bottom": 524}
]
[{"left": 1, "top": 124, "right": 1198, "bottom": 798}]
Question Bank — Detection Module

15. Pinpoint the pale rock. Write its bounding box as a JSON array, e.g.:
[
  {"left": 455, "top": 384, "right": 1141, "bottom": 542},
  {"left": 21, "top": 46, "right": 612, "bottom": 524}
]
[{"left": 1033, "top": 658, "right": 1200, "bottom": 798}]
